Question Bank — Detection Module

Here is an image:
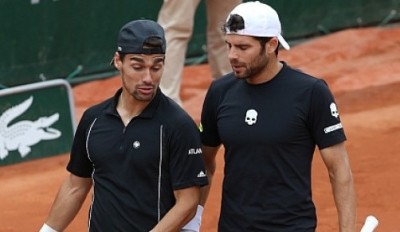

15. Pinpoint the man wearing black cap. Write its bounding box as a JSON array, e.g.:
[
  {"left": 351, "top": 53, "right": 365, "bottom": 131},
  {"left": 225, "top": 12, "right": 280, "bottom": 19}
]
[{"left": 39, "top": 19, "right": 208, "bottom": 232}]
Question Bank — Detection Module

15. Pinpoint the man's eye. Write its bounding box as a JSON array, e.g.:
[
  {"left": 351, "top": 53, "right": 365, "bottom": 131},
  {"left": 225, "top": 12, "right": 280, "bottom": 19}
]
[
  {"left": 133, "top": 66, "right": 143, "bottom": 70},
  {"left": 152, "top": 66, "right": 162, "bottom": 71}
]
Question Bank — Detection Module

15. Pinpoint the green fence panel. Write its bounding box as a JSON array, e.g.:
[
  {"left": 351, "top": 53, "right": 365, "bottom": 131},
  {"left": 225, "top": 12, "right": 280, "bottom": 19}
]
[
  {"left": 1, "top": 0, "right": 399, "bottom": 88},
  {"left": 0, "top": 0, "right": 166, "bottom": 88},
  {"left": 266, "top": 0, "right": 400, "bottom": 38},
  {"left": 0, "top": 79, "right": 75, "bottom": 166}
]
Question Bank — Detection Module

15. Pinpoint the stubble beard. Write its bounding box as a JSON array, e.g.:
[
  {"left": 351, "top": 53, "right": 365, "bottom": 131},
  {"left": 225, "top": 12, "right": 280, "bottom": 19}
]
[
  {"left": 233, "top": 53, "right": 269, "bottom": 80},
  {"left": 132, "top": 86, "right": 156, "bottom": 102},
  {"left": 123, "top": 79, "right": 156, "bottom": 102}
]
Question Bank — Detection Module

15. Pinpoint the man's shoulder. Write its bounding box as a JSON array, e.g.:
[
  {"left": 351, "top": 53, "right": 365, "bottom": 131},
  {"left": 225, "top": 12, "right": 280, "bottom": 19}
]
[
  {"left": 82, "top": 97, "right": 114, "bottom": 120},
  {"left": 214, "top": 72, "right": 236, "bottom": 84},
  {"left": 209, "top": 72, "right": 238, "bottom": 92},
  {"left": 282, "top": 62, "right": 320, "bottom": 81},
  {"left": 158, "top": 95, "right": 195, "bottom": 122}
]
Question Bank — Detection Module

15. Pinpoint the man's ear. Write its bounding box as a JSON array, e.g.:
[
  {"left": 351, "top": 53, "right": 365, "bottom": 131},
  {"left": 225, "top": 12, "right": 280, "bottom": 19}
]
[
  {"left": 113, "top": 52, "right": 122, "bottom": 69},
  {"left": 266, "top": 38, "right": 279, "bottom": 54}
]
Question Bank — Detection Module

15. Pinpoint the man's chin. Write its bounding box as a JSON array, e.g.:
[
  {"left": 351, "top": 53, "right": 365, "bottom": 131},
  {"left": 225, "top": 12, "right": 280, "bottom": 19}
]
[
  {"left": 134, "top": 94, "right": 154, "bottom": 102},
  {"left": 233, "top": 72, "right": 248, "bottom": 79}
]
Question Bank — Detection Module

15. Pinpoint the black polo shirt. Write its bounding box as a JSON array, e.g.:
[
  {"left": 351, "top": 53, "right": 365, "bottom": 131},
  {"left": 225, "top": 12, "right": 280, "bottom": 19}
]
[
  {"left": 200, "top": 62, "right": 346, "bottom": 231},
  {"left": 67, "top": 88, "right": 208, "bottom": 232}
]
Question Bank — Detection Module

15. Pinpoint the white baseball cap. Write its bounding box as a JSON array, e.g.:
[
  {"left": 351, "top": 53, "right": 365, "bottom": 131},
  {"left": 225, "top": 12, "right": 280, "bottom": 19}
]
[{"left": 225, "top": 1, "right": 290, "bottom": 50}]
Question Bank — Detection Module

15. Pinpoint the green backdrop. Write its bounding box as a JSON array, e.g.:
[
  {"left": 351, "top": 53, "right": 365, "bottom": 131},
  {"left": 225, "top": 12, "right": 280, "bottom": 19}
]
[
  {"left": 1, "top": 0, "right": 399, "bottom": 87},
  {"left": 0, "top": 79, "right": 75, "bottom": 166}
]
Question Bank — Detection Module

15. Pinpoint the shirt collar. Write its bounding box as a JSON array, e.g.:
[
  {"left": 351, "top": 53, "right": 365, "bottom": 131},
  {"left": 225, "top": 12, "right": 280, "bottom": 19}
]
[{"left": 107, "top": 87, "right": 162, "bottom": 119}]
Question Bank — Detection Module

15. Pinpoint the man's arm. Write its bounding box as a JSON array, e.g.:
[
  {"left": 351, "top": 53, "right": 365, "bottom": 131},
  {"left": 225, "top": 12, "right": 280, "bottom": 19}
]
[
  {"left": 320, "top": 142, "right": 356, "bottom": 232},
  {"left": 150, "top": 186, "right": 200, "bottom": 232},
  {"left": 175, "top": 145, "right": 220, "bottom": 232},
  {"left": 41, "top": 173, "right": 92, "bottom": 231},
  {"left": 199, "top": 145, "right": 220, "bottom": 206}
]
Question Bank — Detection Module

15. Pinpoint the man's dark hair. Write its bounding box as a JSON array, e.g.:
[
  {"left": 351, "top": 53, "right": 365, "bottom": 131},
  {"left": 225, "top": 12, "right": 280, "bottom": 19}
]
[
  {"left": 254, "top": 37, "right": 279, "bottom": 55},
  {"left": 222, "top": 14, "right": 245, "bottom": 33}
]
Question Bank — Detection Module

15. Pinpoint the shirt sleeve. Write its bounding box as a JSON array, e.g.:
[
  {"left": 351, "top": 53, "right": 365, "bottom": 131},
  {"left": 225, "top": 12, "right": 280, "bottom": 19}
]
[
  {"left": 168, "top": 116, "right": 208, "bottom": 190},
  {"left": 200, "top": 82, "right": 222, "bottom": 147},
  {"left": 308, "top": 79, "right": 347, "bottom": 149},
  {"left": 66, "top": 110, "right": 94, "bottom": 177}
]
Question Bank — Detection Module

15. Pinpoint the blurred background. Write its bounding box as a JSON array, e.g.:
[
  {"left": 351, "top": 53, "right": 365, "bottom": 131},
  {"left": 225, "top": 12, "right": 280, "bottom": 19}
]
[{"left": 1, "top": 0, "right": 399, "bottom": 88}]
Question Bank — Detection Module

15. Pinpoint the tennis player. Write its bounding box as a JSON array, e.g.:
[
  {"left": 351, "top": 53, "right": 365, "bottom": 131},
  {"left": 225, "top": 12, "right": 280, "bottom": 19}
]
[
  {"left": 199, "top": 1, "right": 356, "bottom": 231},
  {"left": 39, "top": 19, "right": 208, "bottom": 232}
]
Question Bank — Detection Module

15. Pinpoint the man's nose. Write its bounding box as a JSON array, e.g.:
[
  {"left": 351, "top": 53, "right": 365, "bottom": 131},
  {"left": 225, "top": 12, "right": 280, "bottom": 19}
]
[
  {"left": 142, "top": 69, "right": 153, "bottom": 83},
  {"left": 228, "top": 47, "right": 238, "bottom": 60}
]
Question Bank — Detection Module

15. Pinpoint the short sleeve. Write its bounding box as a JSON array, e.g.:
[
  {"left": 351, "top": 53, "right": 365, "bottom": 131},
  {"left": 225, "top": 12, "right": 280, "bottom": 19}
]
[
  {"left": 308, "top": 79, "right": 346, "bottom": 149},
  {"left": 66, "top": 110, "right": 94, "bottom": 177},
  {"left": 168, "top": 116, "right": 208, "bottom": 190},
  {"left": 200, "top": 82, "right": 222, "bottom": 147}
]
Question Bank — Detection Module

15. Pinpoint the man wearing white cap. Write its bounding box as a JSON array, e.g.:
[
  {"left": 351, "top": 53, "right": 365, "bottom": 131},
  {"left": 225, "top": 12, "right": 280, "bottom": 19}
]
[{"left": 199, "top": 1, "right": 356, "bottom": 231}]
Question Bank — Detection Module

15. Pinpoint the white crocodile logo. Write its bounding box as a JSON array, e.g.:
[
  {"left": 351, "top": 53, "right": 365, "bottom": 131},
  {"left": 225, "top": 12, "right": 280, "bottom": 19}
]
[{"left": 0, "top": 96, "right": 61, "bottom": 160}]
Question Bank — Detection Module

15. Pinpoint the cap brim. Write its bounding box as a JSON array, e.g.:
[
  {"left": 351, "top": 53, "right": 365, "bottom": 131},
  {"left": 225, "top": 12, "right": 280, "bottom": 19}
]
[{"left": 278, "top": 35, "right": 290, "bottom": 50}]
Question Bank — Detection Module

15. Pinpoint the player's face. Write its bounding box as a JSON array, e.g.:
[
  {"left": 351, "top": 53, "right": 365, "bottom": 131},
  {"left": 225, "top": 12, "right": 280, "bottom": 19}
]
[
  {"left": 116, "top": 53, "right": 165, "bottom": 102},
  {"left": 226, "top": 34, "right": 269, "bottom": 82}
]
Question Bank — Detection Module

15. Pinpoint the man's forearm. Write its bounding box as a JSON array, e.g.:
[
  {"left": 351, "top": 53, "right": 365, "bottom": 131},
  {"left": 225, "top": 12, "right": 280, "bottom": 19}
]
[
  {"left": 331, "top": 171, "right": 356, "bottom": 232},
  {"left": 150, "top": 202, "right": 197, "bottom": 232},
  {"left": 199, "top": 174, "right": 213, "bottom": 206},
  {"left": 42, "top": 176, "right": 91, "bottom": 231},
  {"left": 151, "top": 187, "right": 199, "bottom": 232}
]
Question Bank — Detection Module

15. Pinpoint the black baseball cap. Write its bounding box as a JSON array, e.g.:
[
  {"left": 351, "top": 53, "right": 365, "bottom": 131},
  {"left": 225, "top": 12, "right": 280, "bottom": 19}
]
[{"left": 117, "top": 19, "right": 166, "bottom": 54}]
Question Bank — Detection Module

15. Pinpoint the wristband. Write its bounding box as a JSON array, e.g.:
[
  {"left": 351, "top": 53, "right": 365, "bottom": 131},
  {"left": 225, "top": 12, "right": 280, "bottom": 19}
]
[
  {"left": 181, "top": 205, "right": 204, "bottom": 232},
  {"left": 39, "top": 224, "right": 58, "bottom": 232}
]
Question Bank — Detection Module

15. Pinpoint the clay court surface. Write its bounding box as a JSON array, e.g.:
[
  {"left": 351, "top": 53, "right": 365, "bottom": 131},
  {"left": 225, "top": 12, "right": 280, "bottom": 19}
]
[{"left": 1, "top": 26, "right": 400, "bottom": 231}]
